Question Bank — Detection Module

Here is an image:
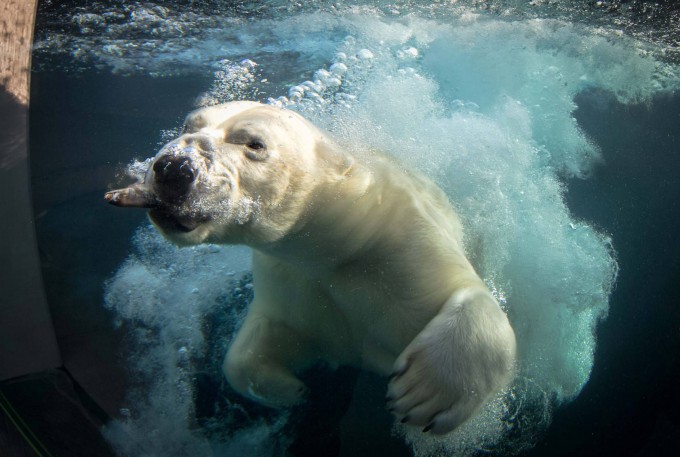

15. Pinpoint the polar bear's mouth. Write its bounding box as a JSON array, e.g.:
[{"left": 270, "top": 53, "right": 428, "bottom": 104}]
[
  {"left": 149, "top": 209, "right": 206, "bottom": 233},
  {"left": 105, "top": 183, "right": 210, "bottom": 234}
]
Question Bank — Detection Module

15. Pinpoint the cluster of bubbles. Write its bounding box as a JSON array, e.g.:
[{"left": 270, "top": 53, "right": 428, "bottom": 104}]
[
  {"left": 102, "top": 227, "right": 282, "bottom": 456},
  {"left": 196, "top": 59, "right": 262, "bottom": 106}
]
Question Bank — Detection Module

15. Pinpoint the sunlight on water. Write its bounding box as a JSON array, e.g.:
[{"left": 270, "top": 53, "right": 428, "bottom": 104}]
[{"left": 79, "top": 3, "right": 680, "bottom": 456}]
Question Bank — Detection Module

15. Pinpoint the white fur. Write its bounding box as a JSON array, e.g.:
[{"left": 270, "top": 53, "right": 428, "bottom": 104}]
[{"left": 148, "top": 101, "right": 517, "bottom": 434}]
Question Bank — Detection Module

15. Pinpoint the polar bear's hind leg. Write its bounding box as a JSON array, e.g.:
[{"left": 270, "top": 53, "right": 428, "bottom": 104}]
[{"left": 224, "top": 315, "right": 313, "bottom": 407}]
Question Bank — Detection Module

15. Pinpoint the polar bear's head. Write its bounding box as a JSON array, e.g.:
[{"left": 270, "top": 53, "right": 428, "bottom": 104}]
[{"left": 106, "top": 101, "right": 352, "bottom": 246}]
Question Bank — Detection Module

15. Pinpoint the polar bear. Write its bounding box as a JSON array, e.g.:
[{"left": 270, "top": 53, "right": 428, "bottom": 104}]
[{"left": 105, "top": 101, "right": 516, "bottom": 434}]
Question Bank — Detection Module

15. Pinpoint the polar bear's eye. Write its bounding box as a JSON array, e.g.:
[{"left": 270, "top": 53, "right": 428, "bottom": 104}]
[
  {"left": 244, "top": 140, "right": 268, "bottom": 161},
  {"left": 246, "top": 140, "right": 265, "bottom": 150}
]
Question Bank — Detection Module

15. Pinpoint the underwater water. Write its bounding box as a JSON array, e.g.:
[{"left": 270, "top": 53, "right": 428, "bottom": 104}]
[{"left": 29, "top": 0, "right": 680, "bottom": 456}]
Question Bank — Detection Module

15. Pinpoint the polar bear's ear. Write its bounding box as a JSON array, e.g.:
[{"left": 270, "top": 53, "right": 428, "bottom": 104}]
[
  {"left": 315, "top": 138, "right": 355, "bottom": 176},
  {"left": 182, "top": 111, "right": 209, "bottom": 133}
]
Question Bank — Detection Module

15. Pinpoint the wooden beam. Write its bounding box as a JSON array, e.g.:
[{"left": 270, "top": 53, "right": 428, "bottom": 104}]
[{"left": 1, "top": 0, "right": 37, "bottom": 105}]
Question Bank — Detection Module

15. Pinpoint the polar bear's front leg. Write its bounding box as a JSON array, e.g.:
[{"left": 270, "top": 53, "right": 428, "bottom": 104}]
[
  {"left": 224, "top": 313, "right": 313, "bottom": 407},
  {"left": 386, "top": 288, "right": 516, "bottom": 434}
]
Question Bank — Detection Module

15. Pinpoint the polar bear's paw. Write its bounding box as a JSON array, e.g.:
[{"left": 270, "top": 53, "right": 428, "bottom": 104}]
[
  {"left": 224, "top": 354, "right": 309, "bottom": 408},
  {"left": 386, "top": 288, "right": 516, "bottom": 435}
]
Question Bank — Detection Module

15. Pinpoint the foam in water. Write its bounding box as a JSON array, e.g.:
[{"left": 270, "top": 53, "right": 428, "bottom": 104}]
[{"left": 97, "top": 5, "right": 679, "bottom": 456}]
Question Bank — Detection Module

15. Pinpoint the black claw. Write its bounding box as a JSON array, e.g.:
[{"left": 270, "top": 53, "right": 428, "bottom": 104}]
[
  {"left": 401, "top": 415, "right": 410, "bottom": 424},
  {"left": 422, "top": 423, "right": 434, "bottom": 433},
  {"left": 390, "top": 365, "right": 408, "bottom": 380},
  {"left": 385, "top": 395, "right": 393, "bottom": 403}
]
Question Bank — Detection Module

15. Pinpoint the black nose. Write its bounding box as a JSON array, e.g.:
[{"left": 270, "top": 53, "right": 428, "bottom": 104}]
[{"left": 153, "top": 155, "right": 196, "bottom": 202}]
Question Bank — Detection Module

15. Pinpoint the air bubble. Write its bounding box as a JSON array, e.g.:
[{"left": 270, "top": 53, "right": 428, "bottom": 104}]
[{"left": 357, "top": 49, "right": 374, "bottom": 59}]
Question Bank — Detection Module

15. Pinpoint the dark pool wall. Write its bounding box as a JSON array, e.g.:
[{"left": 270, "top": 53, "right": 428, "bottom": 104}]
[
  {"left": 28, "top": 68, "right": 212, "bottom": 415},
  {"left": 531, "top": 91, "right": 680, "bottom": 456},
  {"left": 0, "top": 86, "right": 62, "bottom": 382}
]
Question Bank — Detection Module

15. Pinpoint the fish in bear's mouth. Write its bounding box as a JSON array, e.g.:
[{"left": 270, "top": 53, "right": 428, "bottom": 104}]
[
  {"left": 105, "top": 152, "right": 212, "bottom": 233},
  {"left": 104, "top": 184, "right": 209, "bottom": 234}
]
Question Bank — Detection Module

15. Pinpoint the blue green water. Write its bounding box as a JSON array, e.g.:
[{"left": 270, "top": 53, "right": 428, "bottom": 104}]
[{"left": 30, "top": 1, "right": 680, "bottom": 455}]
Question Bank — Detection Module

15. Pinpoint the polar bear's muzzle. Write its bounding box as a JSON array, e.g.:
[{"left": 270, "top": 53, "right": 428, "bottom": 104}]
[
  {"left": 151, "top": 154, "right": 197, "bottom": 204},
  {"left": 105, "top": 153, "right": 199, "bottom": 208},
  {"left": 105, "top": 153, "right": 206, "bottom": 234}
]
